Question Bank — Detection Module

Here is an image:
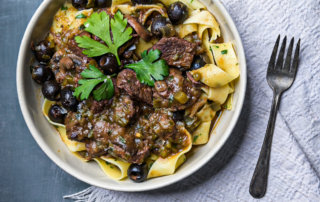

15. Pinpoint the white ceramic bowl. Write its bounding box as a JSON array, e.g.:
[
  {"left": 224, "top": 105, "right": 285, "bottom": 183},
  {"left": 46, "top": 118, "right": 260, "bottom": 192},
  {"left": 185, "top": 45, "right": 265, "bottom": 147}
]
[{"left": 17, "top": 0, "right": 246, "bottom": 192}]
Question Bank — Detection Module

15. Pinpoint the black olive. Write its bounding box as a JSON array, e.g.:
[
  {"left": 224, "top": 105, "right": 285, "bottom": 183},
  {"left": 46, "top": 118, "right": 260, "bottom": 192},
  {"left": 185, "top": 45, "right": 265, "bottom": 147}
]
[
  {"left": 95, "top": 0, "right": 112, "bottom": 8},
  {"left": 42, "top": 80, "right": 60, "bottom": 101},
  {"left": 31, "top": 64, "right": 54, "bottom": 84},
  {"left": 173, "top": 111, "right": 184, "bottom": 121},
  {"left": 48, "top": 105, "right": 67, "bottom": 124},
  {"left": 168, "top": 2, "right": 188, "bottom": 25},
  {"left": 99, "top": 53, "right": 119, "bottom": 74},
  {"left": 61, "top": 87, "right": 78, "bottom": 112},
  {"left": 131, "top": 0, "right": 153, "bottom": 5},
  {"left": 190, "top": 55, "right": 206, "bottom": 70},
  {"left": 32, "top": 40, "right": 54, "bottom": 63},
  {"left": 151, "top": 17, "right": 175, "bottom": 38},
  {"left": 127, "top": 163, "right": 148, "bottom": 183},
  {"left": 72, "top": 0, "right": 88, "bottom": 9}
]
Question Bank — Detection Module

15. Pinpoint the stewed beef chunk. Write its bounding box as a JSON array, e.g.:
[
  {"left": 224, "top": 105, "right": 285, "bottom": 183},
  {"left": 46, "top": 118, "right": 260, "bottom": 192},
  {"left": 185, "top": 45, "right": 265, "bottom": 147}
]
[
  {"left": 151, "top": 37, "right": 196, "bottom": 68},
  {"left": 153, "top": 68, "right": 201, "bottom": 111},
  {"left": 111, "top": 95, "right": 138, "bottom": 127},
  {"left": 117, "top": 69, "right": 153, "bottom": 104}
]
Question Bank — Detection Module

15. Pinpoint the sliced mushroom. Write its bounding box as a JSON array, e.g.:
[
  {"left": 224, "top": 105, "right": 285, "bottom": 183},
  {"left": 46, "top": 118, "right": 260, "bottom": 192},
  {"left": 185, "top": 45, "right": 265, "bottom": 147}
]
[{"left": 126, "top": 15, "right": 152, "bottom": 42}]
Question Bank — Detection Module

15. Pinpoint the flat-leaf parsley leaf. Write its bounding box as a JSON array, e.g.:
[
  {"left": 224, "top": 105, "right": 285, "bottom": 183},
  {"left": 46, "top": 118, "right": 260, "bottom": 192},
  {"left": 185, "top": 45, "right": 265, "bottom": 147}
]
[
  {"left": 125, "top": 49, "right": 169, "bottom": 86},
  {"left": 75, "top": 11, "right": 133, "bottom": 65},
  {"left": 74, "top": 65, "right": 114, "bottom": 101}
]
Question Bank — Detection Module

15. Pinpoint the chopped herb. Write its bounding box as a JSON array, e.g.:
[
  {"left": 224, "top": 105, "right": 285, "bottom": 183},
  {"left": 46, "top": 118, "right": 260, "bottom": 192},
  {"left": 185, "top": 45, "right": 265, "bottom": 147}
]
[
  {"left": 215, "top": 45, "right": 219, "bottom": 48},
  {"left": 61, "top": 5, "right": 68, "bottom": 10},
  {"left": 106, "top": 162, "right": 110, "bottom": 165},
  {"left": 119, "top": 136, "right": 126, "bottom": 144},
  {"left": 75, "top": 11, "right": 133, "bottom": 65},
  {"left": 190, "top": 0, "right": 194, "bottom": 3},
  {"left": 125, "top": 49, "right": 169, "bottom": 86},
  {"left": 74, "top": 65, "right": 114, "bottom": 101},
  {"left": 236, "top": 63, "right": 239, "bottom": 65},
  {"left": 193, "top": 135, "right": 199, "bottom": 143},
  {"left": 168, "top": 75, "right": 174, "bottom": 81},
  {"left": 76, "top": 13, "right": 87, "bottom": 19},
  {"left": 209, "top": 46, "right": 213, "bottom": 52},
  {"left": 221, "top": 49, "right": 228, "bottom": 54}
]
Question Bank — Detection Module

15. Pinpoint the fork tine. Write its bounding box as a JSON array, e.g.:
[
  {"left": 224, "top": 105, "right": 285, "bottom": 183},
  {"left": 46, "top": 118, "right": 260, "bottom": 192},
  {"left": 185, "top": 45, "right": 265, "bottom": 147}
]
[
  {"left": 291, "top": 39, "right": 301, "bottom": 74},
  {"left": 268, "top": 35, "right": 280, "bottom": 71},
  {"left": 283, "top": 37, "right": 294, "bottom": 71},
  {"left": 275, "top": 36, "right": 287, "bottom": 70}
]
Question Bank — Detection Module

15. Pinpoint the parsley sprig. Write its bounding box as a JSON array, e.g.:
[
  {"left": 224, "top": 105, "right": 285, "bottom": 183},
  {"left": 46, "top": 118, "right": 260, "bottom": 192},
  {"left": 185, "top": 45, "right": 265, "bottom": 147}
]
[
  {"left": 75, "top": 11, "right": 132, "bottom": 65},
  {"left": 74, "top": 65, "right": 114, "bottom": 101},
  {"left": 125, "top": 49, "right": 169, "bottom": 86}
]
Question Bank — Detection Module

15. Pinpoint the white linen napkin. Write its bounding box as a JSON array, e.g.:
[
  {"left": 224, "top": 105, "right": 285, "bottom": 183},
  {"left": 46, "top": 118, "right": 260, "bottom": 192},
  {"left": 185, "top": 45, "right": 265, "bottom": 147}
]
[{"left": 65, "top": 0, "right": 320, "bottom": 201}]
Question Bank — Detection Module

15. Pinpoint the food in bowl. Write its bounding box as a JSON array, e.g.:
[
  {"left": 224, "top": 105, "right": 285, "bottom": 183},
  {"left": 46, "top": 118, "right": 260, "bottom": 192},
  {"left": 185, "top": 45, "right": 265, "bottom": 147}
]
[{"left": 29, "top": 0, "right": 240, "bottom": 182}]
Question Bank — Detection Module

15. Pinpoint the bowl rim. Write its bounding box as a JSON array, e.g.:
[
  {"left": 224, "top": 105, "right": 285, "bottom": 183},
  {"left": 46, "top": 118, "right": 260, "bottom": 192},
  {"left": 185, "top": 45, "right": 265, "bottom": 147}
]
[{"left": 17, "top": 0, "right": 247, "bottom": 192}]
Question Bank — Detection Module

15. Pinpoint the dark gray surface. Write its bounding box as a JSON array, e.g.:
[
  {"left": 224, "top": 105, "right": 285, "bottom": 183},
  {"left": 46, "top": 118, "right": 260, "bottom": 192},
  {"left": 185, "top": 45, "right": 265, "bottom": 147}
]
[{"left": 0, "top": 1, "right": 89, "bottom": 201}]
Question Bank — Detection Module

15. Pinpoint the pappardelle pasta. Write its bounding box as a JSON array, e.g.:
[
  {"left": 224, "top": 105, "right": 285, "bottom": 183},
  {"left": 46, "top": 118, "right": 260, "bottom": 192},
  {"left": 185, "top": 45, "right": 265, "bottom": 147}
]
[{"left": 30, "top": 0, "right": 239, "bottom": 182}]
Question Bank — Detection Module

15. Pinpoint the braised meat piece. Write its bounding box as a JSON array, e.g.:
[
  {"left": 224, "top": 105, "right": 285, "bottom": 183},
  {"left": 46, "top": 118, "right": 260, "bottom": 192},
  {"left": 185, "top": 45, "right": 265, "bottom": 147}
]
[
  {"left": 111, "top": 95, "right": 137, "bottom": 127},
  {"left": 90, "top": 99, "right": 110, "bottom": 114},
  {"left": 117, "top": 69, "right": 153, "bottom": 104},
  {"left": 152, "top": 37, "right": 196, "bottom": 68},
  {"left": 65, "top": 111, "right": 92, "bottom": 141},
  {"left": 153, "top": 68, "right": 201, "bottom": 111}
]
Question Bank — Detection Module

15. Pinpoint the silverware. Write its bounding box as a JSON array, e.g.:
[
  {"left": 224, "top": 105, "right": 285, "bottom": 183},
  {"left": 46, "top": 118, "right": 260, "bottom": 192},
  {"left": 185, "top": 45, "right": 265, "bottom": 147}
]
[{"left": 249, "top": 35, "right": 301, "bottom": 198}]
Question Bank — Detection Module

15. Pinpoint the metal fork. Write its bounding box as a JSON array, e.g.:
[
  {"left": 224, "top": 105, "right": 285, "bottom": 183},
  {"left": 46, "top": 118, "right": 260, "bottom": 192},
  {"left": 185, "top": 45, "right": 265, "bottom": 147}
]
[{"left": 249, "top": 35, "right": 301, "bottom": 198}]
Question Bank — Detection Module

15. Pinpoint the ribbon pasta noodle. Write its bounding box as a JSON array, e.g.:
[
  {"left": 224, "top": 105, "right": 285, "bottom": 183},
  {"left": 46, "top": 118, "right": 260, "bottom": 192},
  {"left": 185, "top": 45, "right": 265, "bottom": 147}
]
[
  {"left": 184, "top": 10, "right": 220, "bottom": 42},
  {"left": 94, "top": 157, "right": 131, "bottom": 180},
  {"left": 192, "top": 104, "right": 216, "bottom": 145},
  {"left": 148, "top": 127, "right": 192, "bottom": 178}
]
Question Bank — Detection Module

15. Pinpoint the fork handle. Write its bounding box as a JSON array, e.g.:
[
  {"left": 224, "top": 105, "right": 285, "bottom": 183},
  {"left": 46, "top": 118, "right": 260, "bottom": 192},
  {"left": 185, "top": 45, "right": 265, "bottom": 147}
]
[{"left": 249, "top": 91, "right": 282, "bottom": 198}]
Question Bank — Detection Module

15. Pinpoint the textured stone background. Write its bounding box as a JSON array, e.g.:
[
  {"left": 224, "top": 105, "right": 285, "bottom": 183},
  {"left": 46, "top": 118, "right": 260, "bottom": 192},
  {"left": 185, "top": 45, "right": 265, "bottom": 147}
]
[{"left": 1, "top": 0, "right": 320, "bottom": 201}]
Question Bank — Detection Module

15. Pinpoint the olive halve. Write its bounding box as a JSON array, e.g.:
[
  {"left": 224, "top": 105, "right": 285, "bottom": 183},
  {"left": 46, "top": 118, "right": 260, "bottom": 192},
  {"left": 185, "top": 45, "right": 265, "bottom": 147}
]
[
  {"left": 168, "top": 2, "right": 188, "bottom": 25},
  {"left": 72, "top": 0, "right": 88, "bottom": 9},
  {"left": 48, "top": 105, "right": 67, "bottom": 124},
  {"left": 127, "top": 163, "right": 148, "bottom": 183},
  {"left": 131, "top": 0, "right": 153, "bottom": 5},
  {"left": 190, "top": 55, "right": 206, "bottom": 70},
  {"left": 42, "top": 80, "right": 60, "bottom": 101},
  {"left": 60, "top": 87, "right": 78, "bottom": 112},
  {"left": 151, "top": 17, "right": 175, "bottom": 38},
  {"left": 31, "top": 64, "right": 54, "bottom": 84},
  {"left": 99, "top": 53, "right": 119, "bottom": 74},
  {"left": 32, "top": 40, "right": 54, "bottom": 63},
  {"left": 95, "top": 0, "right": 112, "bottom": 8}
]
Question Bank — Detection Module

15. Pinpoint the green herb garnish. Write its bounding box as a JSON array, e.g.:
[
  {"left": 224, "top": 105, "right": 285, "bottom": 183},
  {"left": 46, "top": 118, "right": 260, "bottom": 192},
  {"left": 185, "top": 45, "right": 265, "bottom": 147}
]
[
  {"left": 76, "top": 13, "right": 87, "bottom": 19},
  {"left": 75, "top": 11, "right": 133, "bottom": 65},
  {"left": 125, "top": 49, "right": 169, "bottom": 86},
  {"left": 221, "top": 49, "right": 228, "bottom": 54},
  {"left": 119, "top": 136, "right": 126, "bottom": 144},
  {"left": 61, "top": 5, "right": 68, "bottom": 10},
  {"left": 193, "top": 135, "right": 199, "bottom": 143},
  {"left": 74, "top": 65, "right": 114, "bottom": 101}
]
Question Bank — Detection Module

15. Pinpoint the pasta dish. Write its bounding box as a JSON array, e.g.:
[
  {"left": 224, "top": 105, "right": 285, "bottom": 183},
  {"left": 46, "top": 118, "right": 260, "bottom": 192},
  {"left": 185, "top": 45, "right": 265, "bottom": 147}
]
[{"left": 29, "top": 0, "right": 240, "bottom": 182}]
